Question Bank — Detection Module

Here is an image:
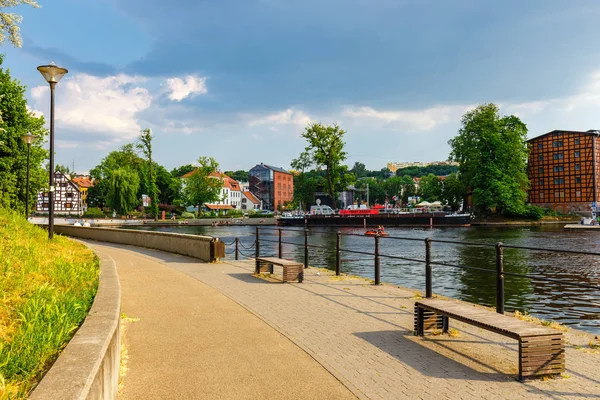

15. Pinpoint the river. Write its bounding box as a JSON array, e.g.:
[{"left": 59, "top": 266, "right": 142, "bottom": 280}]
[{"left": 128, "top": 224, "right": 600, "bottom": 334}]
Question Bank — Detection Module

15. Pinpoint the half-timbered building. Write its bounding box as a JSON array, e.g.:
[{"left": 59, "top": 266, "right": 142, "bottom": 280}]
[{"left": 36, "top": 171, "right": 83, "bottom": 215}]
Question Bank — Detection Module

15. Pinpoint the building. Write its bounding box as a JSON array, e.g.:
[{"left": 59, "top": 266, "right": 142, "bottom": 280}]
[
  {"left": 386, "top": 161, "right": 459, "bottom": 174},
  {"left": 180, "top": 170, "right": 242, "bottom": 212},
  {"left": 249, "top": 163, "right": 294, "bottom": 211},
  {"left": 241, "top": 191, "right": 261, "bottom": 211},
  {"left": 36, "top": 171, "right": 82, "bottom": 215},
  {"left": 71, "top": 176, "right": 94, "bottom": 212},
  {"left": 527, "top": 130, "right": 600, "bottom": 215}
]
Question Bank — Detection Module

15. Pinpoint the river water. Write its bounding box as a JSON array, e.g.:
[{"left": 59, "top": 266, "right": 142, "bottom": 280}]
[{"left": 129, "top": 224, "right": 600, "bottom": 334}]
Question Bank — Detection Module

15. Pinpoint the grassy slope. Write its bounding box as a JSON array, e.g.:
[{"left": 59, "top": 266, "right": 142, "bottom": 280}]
[{"left": 0, "top": 208, "right": 99, "bottom": 399}]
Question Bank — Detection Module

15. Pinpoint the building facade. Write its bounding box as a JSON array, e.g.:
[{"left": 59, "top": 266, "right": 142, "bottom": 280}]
[
  {"left": 36, "top": 171, "right": 82, "bottom": 215},
  {"left": 249, "top": 163, "right": 294, "bottom": 211},
  {"left": 241, "top": 191, "right": 261, "bottom": 211},
  {"left": 71, "top": 176, "right": 94, "bottom": 212},
  {"left": 528, "top": 130, "right": 600, "bottom": 215}
]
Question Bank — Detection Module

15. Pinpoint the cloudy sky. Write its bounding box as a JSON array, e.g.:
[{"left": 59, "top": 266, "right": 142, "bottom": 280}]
[{"left": 5, "top": 0, "right": 600, "bottom": 173}]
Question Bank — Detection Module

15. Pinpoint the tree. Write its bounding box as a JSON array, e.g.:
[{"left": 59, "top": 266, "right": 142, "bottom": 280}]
[
  {"left": 224, "top": 170, "right": 249, "bottom": 182},
  {"left": 441, "top": 173, "right": 464, "bottom": 211},
  {"left": 398, "top": 175, "right": 415, "bottom": 205},
  {"left": 107, "top": 168, "right": 139, "bottom": 215},
  {"left": 137, "top": 128, "right": 158, "bottom": 219},
  {"left": 383, "top": 176, "right": 404, "bottom": 204},
  {"left": 183, "top": 156, "right": 222, "bottom": 210},
  {"left": 154, "top": 164, "right": 181, "bottom": 205},
  {"left": 55, "top": 164, "right": 73, "bottom": 175},
  {"left": 419, "top": 174, "right": 442, "bottom": 202},
  {"left": 88, "top": 144, "right": 144, "bottom": 209},
  {"left": 449, "top": 103, "right": 529, "bottom": 215},
  {"left": 395, "top": 164, "right": 458, "bottom": 178},
  {"left": 170, "top": 164, "right": 196, "bottom": 179},
  {"left": 350, "top": 162, "right": 367, "bottom": 179},
  {"left": 301, "top": 123, "right": 348, "bottom": 205},
  {"left": 291, "top": 151, "right": 317, "bottom": 210},
  {"left": 0, "top": 0, "right": 39, "bottom": 47},
  {"left": 0, "top": 55, "right": 47, "bottom": 214}
]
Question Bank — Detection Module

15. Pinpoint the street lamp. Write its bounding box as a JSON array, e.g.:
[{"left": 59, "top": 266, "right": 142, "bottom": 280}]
[
  {"left": 37, "top": 63, "right": 68, "bottom": 239},
  {"left": 21, "top": 132, "right": 35, "bottom": 218}
]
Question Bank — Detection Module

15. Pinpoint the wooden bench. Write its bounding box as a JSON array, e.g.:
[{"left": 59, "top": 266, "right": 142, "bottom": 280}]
[
  {"left": 414, "top": 299, "right": 564, "bottom": 381},
  {"left": 255, "top": 257, "right": 303, "bottom": 283}
]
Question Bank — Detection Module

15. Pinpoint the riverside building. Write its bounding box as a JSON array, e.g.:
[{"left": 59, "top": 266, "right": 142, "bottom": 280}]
[
  {"left": 249, "top": 163, "right": 294, "bottom": 211},
  {"left": 527, "top": 129, "right": 600, "bottom": 215}
]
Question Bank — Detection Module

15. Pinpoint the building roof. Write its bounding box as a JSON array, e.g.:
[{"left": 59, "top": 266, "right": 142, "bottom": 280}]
[
  {"left": 72, "top": 176, "right": 94, "bottom": 188},
  {"left": 527, "top": 129, "right": 600, "bottom": 142},
  {"left": 251, "top": 163, "right": 292, "bottom": 175},
  {"left": 205, "top": 204, "right": 234, "bottom": 210},
  {"left": 242, "top": 191, "right": 260, "bottom": 204}
]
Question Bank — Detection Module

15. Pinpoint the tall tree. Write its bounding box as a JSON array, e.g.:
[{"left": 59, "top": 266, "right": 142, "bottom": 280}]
[
  {"left": 170, "top": 164, "right": 196, "bottom": 178},
  {"left": 398, "top": 175, "right": 416, "bottom": 205},
  {"left": 291, "top": 151, "right": 317, "bottom": 210},
  {"left": 55, "top": 164, "right": 73, "bottom": 175},
  {"left": 137, "top": 129, "right": 158, "bottom": 219},
  {"left": 441, "top": 173, "right": 464, "bottom": 211},
  {"left": 0, "top": 55, "right": 47, "bottom": 214},
  {"left": 301, "top": 123, "right": 348, "bottom": 205},
  {"left": 154, "top": 164, "right": 181, "bottom": 205},
  {"left": 419, "top": 174, "right": 442, "bottom": 202},
  {"left": 350, "top": 162, "right": 367, "bottom": 179},
  {"left": 107, "top": 168, "right": 140, "bottom": 215},
  {"left": 0, "top": 0, "right": 39, "bottom": 47},
  {"left": 449, "top": 103, "right": 529, "bottom": 215},
  {"left": 183, "top": 156, "right": 222, "bottom": 210}
]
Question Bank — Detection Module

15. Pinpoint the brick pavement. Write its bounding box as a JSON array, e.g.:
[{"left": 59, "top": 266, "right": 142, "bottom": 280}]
[{"left": 91, "top": 242, "right": 600, "bottom": 400}]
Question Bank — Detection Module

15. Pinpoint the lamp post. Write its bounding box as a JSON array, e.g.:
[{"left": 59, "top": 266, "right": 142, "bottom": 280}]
[
  {"left": 21, "top": 132, "right": 35, "bottom": 218},
  {"left": 37, "top": 63, "right": 68, "bottom": 239}
]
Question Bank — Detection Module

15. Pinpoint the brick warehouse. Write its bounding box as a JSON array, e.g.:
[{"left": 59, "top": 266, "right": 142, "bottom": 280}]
[{"left": 527, "top": 129, "right": 600, "bottom": 215}]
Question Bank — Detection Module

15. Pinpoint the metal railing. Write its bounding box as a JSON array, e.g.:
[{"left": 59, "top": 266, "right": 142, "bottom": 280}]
[{"left": 222, "top": 227, "right": 600, "bottom": 316}]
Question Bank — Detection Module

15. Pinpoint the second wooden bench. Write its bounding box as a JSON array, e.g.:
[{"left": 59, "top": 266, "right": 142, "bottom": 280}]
[{"left": 255, "top": 257, "right": 304, "bottom": 283}]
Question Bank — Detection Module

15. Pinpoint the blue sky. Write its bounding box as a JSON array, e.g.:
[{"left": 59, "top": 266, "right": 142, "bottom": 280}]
[{"left": 5, "top": 0, "right": 600, "bottom": 173}]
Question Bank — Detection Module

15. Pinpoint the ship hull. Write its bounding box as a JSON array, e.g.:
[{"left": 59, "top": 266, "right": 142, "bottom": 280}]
[{"left": 277, "top": 214, "right": 471, "bottom": 227}]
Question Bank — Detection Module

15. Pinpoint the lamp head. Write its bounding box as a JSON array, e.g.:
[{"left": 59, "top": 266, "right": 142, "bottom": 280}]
[
  {"left": 37, "top": 62, "right": 68, "bottom": 84},
  {"left": 21, "top": 132, "right": 35, "bottom": 145}
]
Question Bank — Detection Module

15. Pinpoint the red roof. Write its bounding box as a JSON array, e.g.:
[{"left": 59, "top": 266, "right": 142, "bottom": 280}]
[
  {"left": 242, "top": 191, "right": 260, "bottom": 204},
  {"left": 72, "top": 177, "right": 94, "bottom": 188},
  {"left": 182, "top": 170, "right": 241, "bottom": 191},
  {"left": 205, "top": 204, "right": 234, "bottom": 210}
]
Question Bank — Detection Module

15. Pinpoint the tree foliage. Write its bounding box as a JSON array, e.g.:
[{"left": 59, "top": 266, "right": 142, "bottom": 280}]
[
  {"left": 301, "top": 123, "right": 348, "bottom": 204},
  {"left": 183, "top": 156, "right": 222, "bottom": 209},
  {"left": 449, "top": 103, "right": 529, "bottom": 215},
  {"left": 440, "top": 173, "right": 464, "bottom": 211},
  {"left": 0, "top": 0, "right": 39, "bottom": 47},
  {"left": 0, "top": 54, "right": 47, "bottom": 213},
  {"left": 170, "top": 164, "right": 196, "bottom": 179},
  {"left": 419, "top": 174, "right": 442, "bottom": 202},
  {"left": 107, "top": 168, "right": 139, "bottom": 215},
  {"left": 224, "top": 170, "right": 249, "bottom": 182},
  {"left": 395, "top": 164, "right": 458, "bottom": 178}
]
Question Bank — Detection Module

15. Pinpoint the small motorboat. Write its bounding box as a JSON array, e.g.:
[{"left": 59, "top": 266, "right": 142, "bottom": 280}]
[{"left": 364, "top": 229, "right": 389, "bottom": 236}]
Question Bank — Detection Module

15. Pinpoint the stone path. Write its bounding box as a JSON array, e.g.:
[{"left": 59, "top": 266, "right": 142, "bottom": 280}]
[{"left": 90, "top": 241, "right": 600, "bottom": 400}]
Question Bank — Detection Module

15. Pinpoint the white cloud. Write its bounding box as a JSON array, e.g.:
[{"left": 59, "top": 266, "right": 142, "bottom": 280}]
[
  {"left": 342, "top": 105, "right": 472, "bottom": 131},
  {"left": 164, "top": 75, "right": 207, "bottom": 101},
  {"left": 247, "top": 108, "right": 312, "bottom": 127},
  {"left": 26, "top": 104, "right": 44, "bottom": 118},
  {"left": 30, "top": 73, "right": 152, "bottom": 138}
]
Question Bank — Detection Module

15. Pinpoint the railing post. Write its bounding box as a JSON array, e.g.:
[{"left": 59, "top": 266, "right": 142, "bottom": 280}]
[
  {"left": 304, "top": 229, "right": 309, "bottom": 269},
  {"left": 425, "top": 237, "right": 432, "bottom": 298},
  {"left": 255, "top": 227, "right": 261, "bottom": 274},
  {"left": 374, "top": 235, "right": 381, "bottom": 285},
  {"left": 235, "top": 237, "right": 239, "bottom": 261},
  {"left": 336, "top": 231, "right": 341, "bottom": 276},
  {"left": 496, "top": 242, "right": 504, "bottom": 314},
  {"left": 278, "top": 228, "right": 283, "bottom": 258}
]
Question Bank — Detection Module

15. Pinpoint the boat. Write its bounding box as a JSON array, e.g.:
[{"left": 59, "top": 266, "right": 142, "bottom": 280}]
[
  {"left": 277, "top": 204, "right": 472, "bottom": 227},
  {"left": 364, "top": 230, "right": 389, "bottom": 236}
]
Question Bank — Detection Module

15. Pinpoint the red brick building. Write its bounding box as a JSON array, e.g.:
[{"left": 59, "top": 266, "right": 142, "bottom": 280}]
[
  {"left": 527, "top": 130, "right": 600, "bottom": 215},
  {"left": 249, "top": 163, "right": 294, "bottom": 211}
]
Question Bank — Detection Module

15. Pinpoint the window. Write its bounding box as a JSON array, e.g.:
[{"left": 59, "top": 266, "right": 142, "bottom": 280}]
[
  {"left": 538, "top": 143, "right": 543, "bottom": 150},
  {"left": 538, "top": 155, "right": 544, "bottom": 161},
  {"left": 538, "top": 179, "right": 544, "bottom": 186},
  {"left": 554, "top": 178, "right": 565, "bottom": 185},
  {"left": 553, "top": 153, "right": 564, "bottom": 160},
  {"left": 553, "top": 141, "right": 564, "bottom": 147},
  {"left": 576, "top": 177, "right": 581, "bottom": 184},
  {"left": 538, "top": 167, "right": 544, "bottom": 174},
  {"left": 575, "top": 164, "right": 581, "bottom": 171},
  {"left": 576, "top": 190, "right": 581, "bottom": 198},
  {"left": 540, "top": 192, "right": 544, "bottom": 199},
  {"left": 65, "top": 203, "right": 72, "bottom": 209},
  {"left": 554, "top": 191, "right": 565, "bottom": 199},
  {"left": 553, "top": 166, "right": 564, "bottom": 172},
  {"left": 575, "top": 139, "right": 580, "bottom": 145},
  {"left": 575, "top": 151, "right": 580, "bottom": 158},
  {"left": 42, "top": 202, "right": 48, "bottom": 208},
  {"left": 66, "top": 193, "right": 73, "bottom": 199}
]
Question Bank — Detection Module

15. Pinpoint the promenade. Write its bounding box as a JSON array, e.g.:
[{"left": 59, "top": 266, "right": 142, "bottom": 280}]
[{"left": 86, "top": 241, "right": 600, "bottom": 400}]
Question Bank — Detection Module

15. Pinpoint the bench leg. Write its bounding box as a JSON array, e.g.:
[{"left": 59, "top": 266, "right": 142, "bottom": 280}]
[
  {"left": 442, "top": 316, "right": 449, "bottom": 333},
  {"left": 416, "top": 306, "right": 424, "bottom": 336},
  {"left": 298, "top": 268, "right": 303, "bottom": 283},
  {"left": 518, "top": 334, "right": 565, "bottom": 381}
]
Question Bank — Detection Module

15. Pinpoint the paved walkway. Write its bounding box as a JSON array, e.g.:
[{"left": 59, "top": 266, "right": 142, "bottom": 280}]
[{"left": 88, "top": 241, "right": 600, "bottom": 400}]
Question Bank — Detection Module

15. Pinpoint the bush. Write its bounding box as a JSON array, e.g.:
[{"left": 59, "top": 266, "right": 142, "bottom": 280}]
[
  {"left": 82, "top": 207, "right": 104, "bottom": 218},
  {"left": 181, "top": 211, "right": 195, "bottom": 219}
]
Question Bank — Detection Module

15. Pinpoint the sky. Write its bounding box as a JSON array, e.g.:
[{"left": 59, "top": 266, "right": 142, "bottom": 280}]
[{"left": 5, "top": 0, "right": 600, "bottom": 174}]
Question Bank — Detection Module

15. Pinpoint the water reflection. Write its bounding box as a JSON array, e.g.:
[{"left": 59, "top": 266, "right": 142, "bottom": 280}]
[{"left": 127, "top": 224, "right": 600, "bottom": 334}]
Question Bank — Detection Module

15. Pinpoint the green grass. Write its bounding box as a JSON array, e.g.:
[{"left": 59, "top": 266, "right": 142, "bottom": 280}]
[{"left": 0, "top": 208, "right": 99, "bottom": 399}]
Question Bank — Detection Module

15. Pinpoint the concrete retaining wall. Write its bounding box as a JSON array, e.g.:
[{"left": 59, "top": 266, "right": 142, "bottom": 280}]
[
  {"left": 30, "top": 253, "right": 121, "bottom": 400},
  {"left": 53, "top": 226, "right": 224, "bottom": 262}
]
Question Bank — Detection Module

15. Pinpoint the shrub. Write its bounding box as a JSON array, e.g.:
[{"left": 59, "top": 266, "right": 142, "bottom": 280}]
[
  {"left": 181, "top": 211, "right": 195, "bottom": 219},
  {"left": 82, "top": 207, "right": 104, "bottom": 218}
]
